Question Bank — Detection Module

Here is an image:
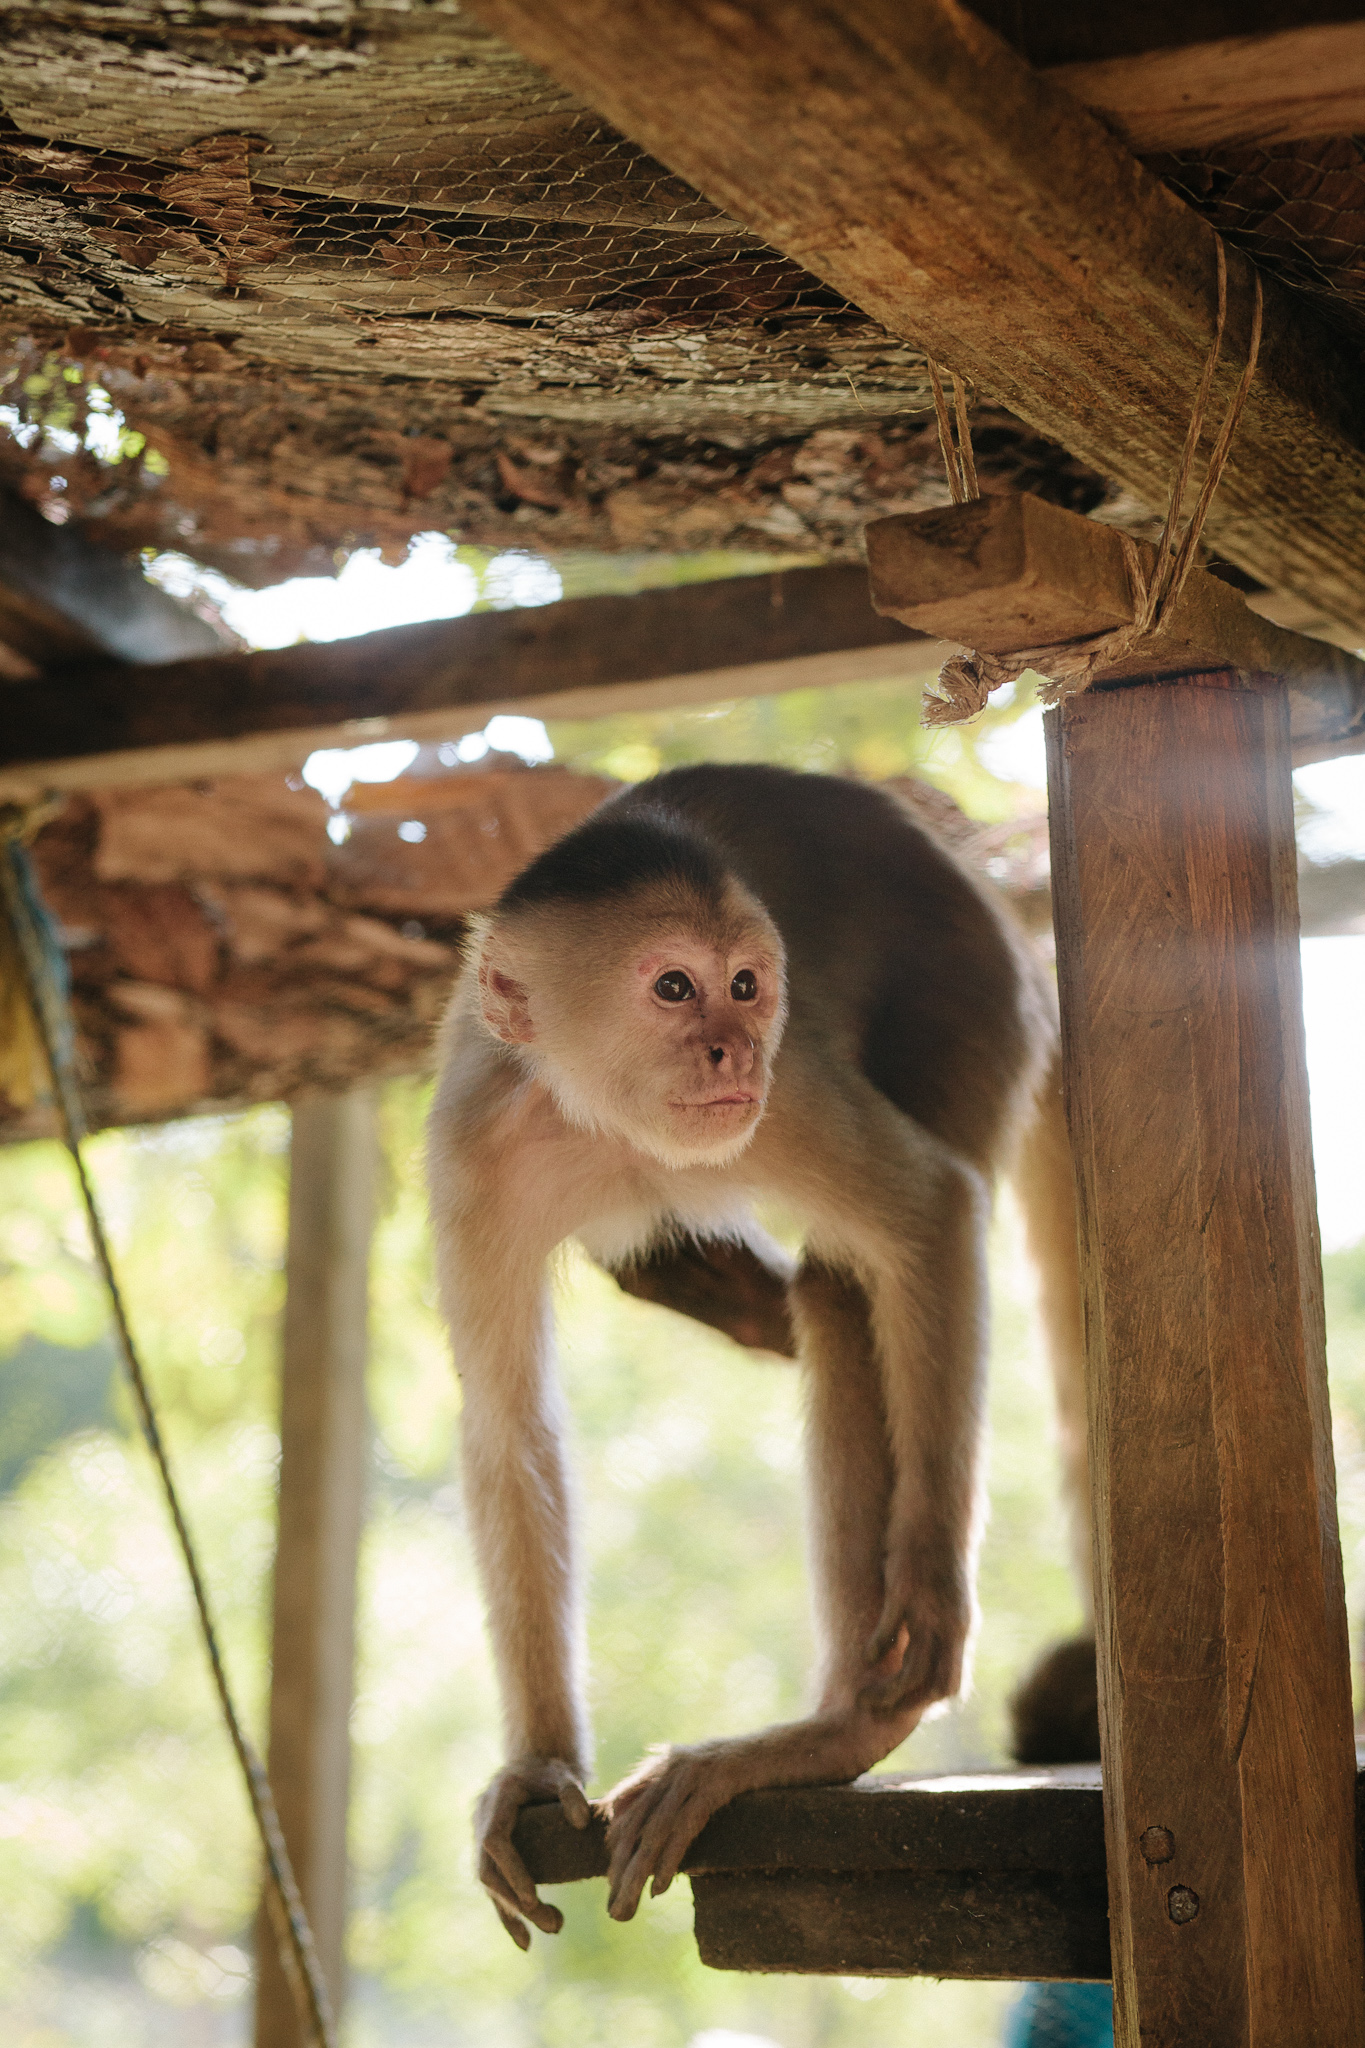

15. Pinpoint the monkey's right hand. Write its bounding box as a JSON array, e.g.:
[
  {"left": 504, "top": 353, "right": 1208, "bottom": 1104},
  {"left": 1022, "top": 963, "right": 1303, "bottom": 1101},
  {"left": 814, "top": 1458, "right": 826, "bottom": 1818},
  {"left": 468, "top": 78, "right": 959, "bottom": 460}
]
[{"left": 475, "top": 1757, "right": 592, "bottom": 1949}]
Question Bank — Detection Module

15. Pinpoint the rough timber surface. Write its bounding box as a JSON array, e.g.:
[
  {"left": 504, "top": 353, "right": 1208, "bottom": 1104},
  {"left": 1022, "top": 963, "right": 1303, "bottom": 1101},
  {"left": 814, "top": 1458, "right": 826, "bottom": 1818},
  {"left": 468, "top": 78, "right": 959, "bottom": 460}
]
[
  {"left": 1049, "top": 681, "right": 1364, "bottom": 2042},
  {"left": 515, "top": 1752, "right": 1365, "bottom": 1980},
  {"left": 865, "top": 497, "right": 1365, "bottom": 759},
  {"left": 469, "top": 0, "right": 1365, "bottom": 635},
  {"left": 0, "top": 566, "right": 934, "bottom": 795}
]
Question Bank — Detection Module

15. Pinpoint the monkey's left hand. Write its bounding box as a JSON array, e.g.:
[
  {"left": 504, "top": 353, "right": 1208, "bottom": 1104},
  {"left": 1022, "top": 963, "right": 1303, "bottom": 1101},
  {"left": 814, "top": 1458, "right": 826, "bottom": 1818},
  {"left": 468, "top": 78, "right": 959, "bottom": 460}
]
[{"left": 603, "top": 1706, "right": 911, "bottom": 1923}]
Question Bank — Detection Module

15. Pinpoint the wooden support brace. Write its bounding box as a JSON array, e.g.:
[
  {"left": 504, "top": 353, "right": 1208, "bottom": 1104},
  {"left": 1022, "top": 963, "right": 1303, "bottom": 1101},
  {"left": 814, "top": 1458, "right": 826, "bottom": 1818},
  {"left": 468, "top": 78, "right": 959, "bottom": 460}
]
[
  {"left": 865, "top": 496, "right": 1365, "bottom": 760},
  {"left": 1048, "top": 677, "right": 1364, "bottom": 2044},
  {"left": 255, "top": 1090, "right": 377, "bottom": 2048},
  {"left": 0, "top": 565, "right": 936, "bottom": 797}
]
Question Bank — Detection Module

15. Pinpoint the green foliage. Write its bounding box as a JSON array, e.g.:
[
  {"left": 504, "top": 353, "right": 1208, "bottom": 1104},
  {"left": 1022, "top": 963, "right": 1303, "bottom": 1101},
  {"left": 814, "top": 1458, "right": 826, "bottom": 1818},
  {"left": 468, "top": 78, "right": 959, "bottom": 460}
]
[
  {"left": 547, "top": 673, "right": 1045, "bottom": 823},
  {"left": 0, "top": 1090, "right": 1077, "bottom": 2047}
]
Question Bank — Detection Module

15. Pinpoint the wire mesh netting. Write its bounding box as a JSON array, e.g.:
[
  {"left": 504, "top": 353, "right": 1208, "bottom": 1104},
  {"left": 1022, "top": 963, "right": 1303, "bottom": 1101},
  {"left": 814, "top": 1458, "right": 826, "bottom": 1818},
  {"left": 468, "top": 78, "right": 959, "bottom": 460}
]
[
  {"left": 0, "top": 2, "right": 1118, "bottom": 574},
  {"left": 1153, "top": 135, "right": 1365, "bottom": 340},
  {"left": 2, "top": 3, "right": 1364, "bottom": 581}
]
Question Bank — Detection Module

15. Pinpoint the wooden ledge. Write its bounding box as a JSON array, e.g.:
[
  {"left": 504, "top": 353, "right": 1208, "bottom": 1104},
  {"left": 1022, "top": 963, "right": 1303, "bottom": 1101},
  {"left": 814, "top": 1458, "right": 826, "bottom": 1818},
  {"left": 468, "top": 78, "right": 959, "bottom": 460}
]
[{"left": 513, "top": 1755, "right": 1365, "bottom": 1980}]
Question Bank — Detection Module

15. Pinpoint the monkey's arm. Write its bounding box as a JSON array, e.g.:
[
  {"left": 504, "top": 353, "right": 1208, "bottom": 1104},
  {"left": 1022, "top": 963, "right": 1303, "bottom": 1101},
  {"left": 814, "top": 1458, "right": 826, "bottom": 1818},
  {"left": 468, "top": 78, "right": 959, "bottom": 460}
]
[
  {"left": 606, "top": 1233, "right": 797, "bottom": 1357},
  {"left": 430, "top": 1078, "right": 595, "bottom": 1947},
  {"left": 603, "top": 1072, "right": 991, "bottom": 1919}
]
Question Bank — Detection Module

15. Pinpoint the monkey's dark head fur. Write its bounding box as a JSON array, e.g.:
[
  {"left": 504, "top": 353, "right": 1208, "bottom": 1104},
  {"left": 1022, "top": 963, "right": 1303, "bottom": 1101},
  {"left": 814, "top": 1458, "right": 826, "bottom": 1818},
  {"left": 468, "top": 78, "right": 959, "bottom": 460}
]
[{"left": 497, "top": 803, "right": 729, "bottom": 914}]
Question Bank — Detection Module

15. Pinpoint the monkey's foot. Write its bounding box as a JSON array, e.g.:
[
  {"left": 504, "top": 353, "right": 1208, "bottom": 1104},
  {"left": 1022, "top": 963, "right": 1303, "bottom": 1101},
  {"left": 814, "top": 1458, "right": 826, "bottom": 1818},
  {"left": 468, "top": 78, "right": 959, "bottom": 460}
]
[
  {"left": 603, "top": 1711, "right": 908, "bottom": 1923},
  {"left": 475, "top": 1756, "right": 592, "bottom": 1949}
]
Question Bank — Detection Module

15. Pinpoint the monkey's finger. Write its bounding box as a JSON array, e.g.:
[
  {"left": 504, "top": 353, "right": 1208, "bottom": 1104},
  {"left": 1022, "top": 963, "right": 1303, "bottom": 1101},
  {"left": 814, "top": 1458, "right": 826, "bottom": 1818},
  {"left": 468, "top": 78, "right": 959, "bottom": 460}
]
[
  {"left": 558, "top": 1779, "right": 592, "bottom": 1829},
  {"left": 491, "top": 1897, "right": 532, "bottom": 1951},
  {"left": 858, "top": 1631, "right": 943, "bottom": 1713},
  {"left": 609, "top": 1777, "right": 701, "bottom": 1919},
  {"left": 483, "top": 1863, "right": 565, "bottom": 1939},
  {"left": 863, "top": 1616, "right": 911, "bottom": 1672},
  {"left": 481, "top": 1834, "right": 555, "bottom": 1925}
]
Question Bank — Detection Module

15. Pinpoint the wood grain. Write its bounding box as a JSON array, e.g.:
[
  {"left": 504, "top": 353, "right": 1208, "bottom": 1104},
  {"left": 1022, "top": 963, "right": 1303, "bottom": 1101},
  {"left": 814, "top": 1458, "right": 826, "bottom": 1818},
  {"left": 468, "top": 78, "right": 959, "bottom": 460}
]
[
  {"left": 466, "top": 0, "right": 1365, "bottom": 635},
  {"left": 865, "top": 497, "right": 1365, "bottom": 759},
  {"left": 0, "top": 566, "right": 933, "bottom": 796},
  {"left": 1047, "top": 679, "right": 1364, "bottom": 2044},
  {"left": 1048, "top": 23, "right": 1365, "bottom": 152},
  {"left": 256, "top": 1092, "right": 376, "bottom": 2047}
]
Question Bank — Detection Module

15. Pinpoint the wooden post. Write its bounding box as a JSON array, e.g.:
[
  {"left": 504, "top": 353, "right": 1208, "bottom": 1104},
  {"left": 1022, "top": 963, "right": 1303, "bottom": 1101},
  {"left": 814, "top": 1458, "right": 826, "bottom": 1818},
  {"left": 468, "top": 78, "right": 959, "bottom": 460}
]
[
  {"left": 254, "top": 1089, "right": 377, "bottom": 2048},
  {"left": 1046, "top": 677, "right": 1365, "bottom": 2045}
]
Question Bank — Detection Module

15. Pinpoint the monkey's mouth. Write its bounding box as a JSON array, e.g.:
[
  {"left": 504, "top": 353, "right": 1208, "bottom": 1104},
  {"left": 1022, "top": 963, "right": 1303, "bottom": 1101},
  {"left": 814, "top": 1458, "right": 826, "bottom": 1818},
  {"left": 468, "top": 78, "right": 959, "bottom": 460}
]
[{"left": 673, "top": 1092, "right": 759, "bottom": 1110}]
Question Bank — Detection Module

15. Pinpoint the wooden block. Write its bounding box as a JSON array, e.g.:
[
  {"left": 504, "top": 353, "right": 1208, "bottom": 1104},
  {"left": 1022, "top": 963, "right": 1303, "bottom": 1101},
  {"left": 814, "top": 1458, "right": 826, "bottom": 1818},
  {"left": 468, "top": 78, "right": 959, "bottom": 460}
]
[
  {"left": 865, "top": 497, "right": 1365, "bottom": 759},
  {"left": 865, "top": 496, "right": 1135, "bottom": 653},
  {"left": 692, "top": 1867, "right": 1109, "bottom": 1979},
  {"left": 1047, "top": 678, "right": 1365, "bottom": 2046}
]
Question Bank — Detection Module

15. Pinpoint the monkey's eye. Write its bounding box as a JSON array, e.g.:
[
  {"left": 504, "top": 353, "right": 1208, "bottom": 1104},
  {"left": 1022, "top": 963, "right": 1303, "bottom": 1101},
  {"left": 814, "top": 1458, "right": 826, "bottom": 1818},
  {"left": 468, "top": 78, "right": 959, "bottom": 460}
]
[
  {"left": 730, "top": 969, "right": 758, "bottom": 1002},
  {"left": 654, "top": 970, "right": 695, "bottom": 1003}
]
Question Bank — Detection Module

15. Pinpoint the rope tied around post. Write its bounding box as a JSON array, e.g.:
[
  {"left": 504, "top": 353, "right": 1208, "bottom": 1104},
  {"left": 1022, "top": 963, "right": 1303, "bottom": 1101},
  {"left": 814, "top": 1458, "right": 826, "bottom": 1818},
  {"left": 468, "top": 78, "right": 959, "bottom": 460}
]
[
  {"left": 922, "top": 241, "right": 1264, "bottom": 725},
  {"left": 0, "top": 806, "right": 337, "bottom": 2048}
]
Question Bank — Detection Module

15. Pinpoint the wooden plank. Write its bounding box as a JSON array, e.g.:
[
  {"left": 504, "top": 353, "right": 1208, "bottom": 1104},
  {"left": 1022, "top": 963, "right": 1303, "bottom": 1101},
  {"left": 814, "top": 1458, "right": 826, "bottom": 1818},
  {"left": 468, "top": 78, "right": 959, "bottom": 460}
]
[
  {"left": 864, "top": 496, "right": 1365, "bottom": 759},
  {"left": 0, "top": 567, "right": 938, "bottom": 797},
  {"left": 515, "top": 1765, "right": 1109, "bottom": 1885},
  {"left": 255, "top": 1091, "right": 376, "bottom": 2048},
  {"left": 969, "top": 2, "right": 1365, "bottom": 70},
  {"left": 1049, "top": 23, "right": 1365, "bottom": 151},
  {"left": 1047, "top": 678, "right": 1364, "bottom": 2044},
  {"left": 0, "top": 485, "right": 227, "bottom": 670},
  {"left": 692, "top": 1869, "right": 1108, "bottom": 1979},
  {"left": 465, "top": 0, "right": 1365, "bottom": 637},
  {"left": 517, "top": 1754, "right": 1365, "bottom": 1980}
]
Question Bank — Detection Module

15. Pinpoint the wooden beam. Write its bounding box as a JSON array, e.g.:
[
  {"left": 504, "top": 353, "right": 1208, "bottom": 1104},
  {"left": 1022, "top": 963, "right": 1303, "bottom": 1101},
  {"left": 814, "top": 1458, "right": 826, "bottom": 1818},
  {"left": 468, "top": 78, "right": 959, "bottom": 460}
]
[
  {"left": 1048, "top": 678, "right": 1363, "bottom": 2043},
  {"left": 0, "top": 567, "right": 938, "bottom": 797},
  {"left": 1049, "top": 23, "right": 1365, "bottom": 152},
  {"left": 515, "top": 1754, "right": 1365, "bottom": 1979},
  {"left": 0, "top": 486, "right": 227, "bottom": 670},
  {"left": 967, "top": 1, "right": 1365, "bottom": 70},
  {"left": 865, "top": 497, "right": 1365, "bottom": 760},
  {"left": 520, "top": 1764, "right": 1110, "bottom": 1978},
  {"left": 465, "top": 0, "right": 1365, "bottom": 637},
  {"left": 255, "top": 1090, "right": 376, "bottom": 2048}
]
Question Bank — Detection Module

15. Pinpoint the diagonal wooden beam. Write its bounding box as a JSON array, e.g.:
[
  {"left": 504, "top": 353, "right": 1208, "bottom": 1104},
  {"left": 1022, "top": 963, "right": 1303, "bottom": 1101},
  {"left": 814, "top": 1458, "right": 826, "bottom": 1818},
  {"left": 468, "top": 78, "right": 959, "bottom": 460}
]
[
  {"left": 0, "top": 565, "right": 935, "bottom": 796},
  {"left": 465, "top": 0, "right": 1365, "bottom": 637},
  {"left": 1048, "top": 22, "right": 1365, "bottom": 151},
  {"left": 0, "top": 486, "right": 228, "bottom": 672}
]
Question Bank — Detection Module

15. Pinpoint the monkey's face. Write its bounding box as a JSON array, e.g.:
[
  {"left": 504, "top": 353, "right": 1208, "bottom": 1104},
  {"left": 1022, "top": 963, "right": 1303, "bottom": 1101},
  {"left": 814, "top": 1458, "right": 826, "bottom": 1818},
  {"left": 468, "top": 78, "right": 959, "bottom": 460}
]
[{"left": 477, "top": 887, "right": 787, "bottom": 1168}]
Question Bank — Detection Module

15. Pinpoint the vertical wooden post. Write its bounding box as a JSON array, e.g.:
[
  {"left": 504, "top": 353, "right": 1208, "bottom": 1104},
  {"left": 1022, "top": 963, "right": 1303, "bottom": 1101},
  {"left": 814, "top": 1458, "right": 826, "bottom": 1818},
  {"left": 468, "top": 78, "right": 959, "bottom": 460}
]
[
  {"left": 1047, "top": 677, "right": 1364, "bottom": 2045},
  {"left": 254, "top": 1089, "right": 377, "bottom": 2048}
]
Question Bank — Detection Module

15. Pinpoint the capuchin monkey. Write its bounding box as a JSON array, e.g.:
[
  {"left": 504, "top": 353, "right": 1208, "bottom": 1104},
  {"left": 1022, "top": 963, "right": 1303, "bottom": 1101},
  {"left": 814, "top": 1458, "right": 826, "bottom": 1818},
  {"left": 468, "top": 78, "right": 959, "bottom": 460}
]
[{"left": 427, "top": 763, "right": 1091, "bottom": 1948}]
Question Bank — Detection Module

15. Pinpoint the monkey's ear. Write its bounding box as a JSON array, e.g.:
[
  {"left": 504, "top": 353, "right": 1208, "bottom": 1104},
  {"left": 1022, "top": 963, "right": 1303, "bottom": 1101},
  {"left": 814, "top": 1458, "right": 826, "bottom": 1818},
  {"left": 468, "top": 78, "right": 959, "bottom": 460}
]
[{"left": 478, "top": 957, "right": 535, "bottom": 1044}]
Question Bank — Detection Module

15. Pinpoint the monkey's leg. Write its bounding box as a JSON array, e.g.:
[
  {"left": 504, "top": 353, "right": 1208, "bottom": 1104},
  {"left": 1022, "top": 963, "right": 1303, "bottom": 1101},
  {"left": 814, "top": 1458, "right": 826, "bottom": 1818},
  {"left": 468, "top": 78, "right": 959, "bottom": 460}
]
[
  {"left": 784, "top": 1079, "right": 992, "bottom": 1724},
  {"left": 602, "top": 1260, "right": 924, "bottom": 1922}
]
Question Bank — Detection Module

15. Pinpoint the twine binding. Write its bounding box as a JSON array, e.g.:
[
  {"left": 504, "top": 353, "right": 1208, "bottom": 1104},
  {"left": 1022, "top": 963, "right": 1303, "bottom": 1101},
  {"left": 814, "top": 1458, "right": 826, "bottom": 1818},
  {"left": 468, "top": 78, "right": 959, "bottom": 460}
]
[{"left": 923, "top": 241, "right": 1263, "bottom": 725}]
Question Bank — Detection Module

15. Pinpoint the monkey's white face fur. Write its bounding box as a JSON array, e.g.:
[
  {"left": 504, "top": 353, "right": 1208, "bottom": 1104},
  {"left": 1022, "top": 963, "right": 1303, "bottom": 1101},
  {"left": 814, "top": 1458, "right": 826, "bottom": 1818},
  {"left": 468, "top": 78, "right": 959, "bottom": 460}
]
[{"left": 475, "top": 882, "right": 787, "bottom": 1168}]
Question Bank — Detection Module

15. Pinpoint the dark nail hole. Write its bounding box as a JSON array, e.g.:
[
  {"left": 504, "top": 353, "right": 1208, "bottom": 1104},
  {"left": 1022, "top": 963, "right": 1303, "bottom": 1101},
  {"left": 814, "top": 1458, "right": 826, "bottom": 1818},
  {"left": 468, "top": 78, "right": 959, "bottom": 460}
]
[{"left": 1167, "top": 1884, "right": 1200, "bottom": 1925}]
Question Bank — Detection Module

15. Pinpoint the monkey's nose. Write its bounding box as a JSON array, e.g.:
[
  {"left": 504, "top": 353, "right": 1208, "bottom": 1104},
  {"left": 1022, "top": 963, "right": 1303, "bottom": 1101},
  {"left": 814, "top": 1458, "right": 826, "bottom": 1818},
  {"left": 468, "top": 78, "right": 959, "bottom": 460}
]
[{"left": 707, "top": 1036, "right": 755, "bottom": 1078}]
